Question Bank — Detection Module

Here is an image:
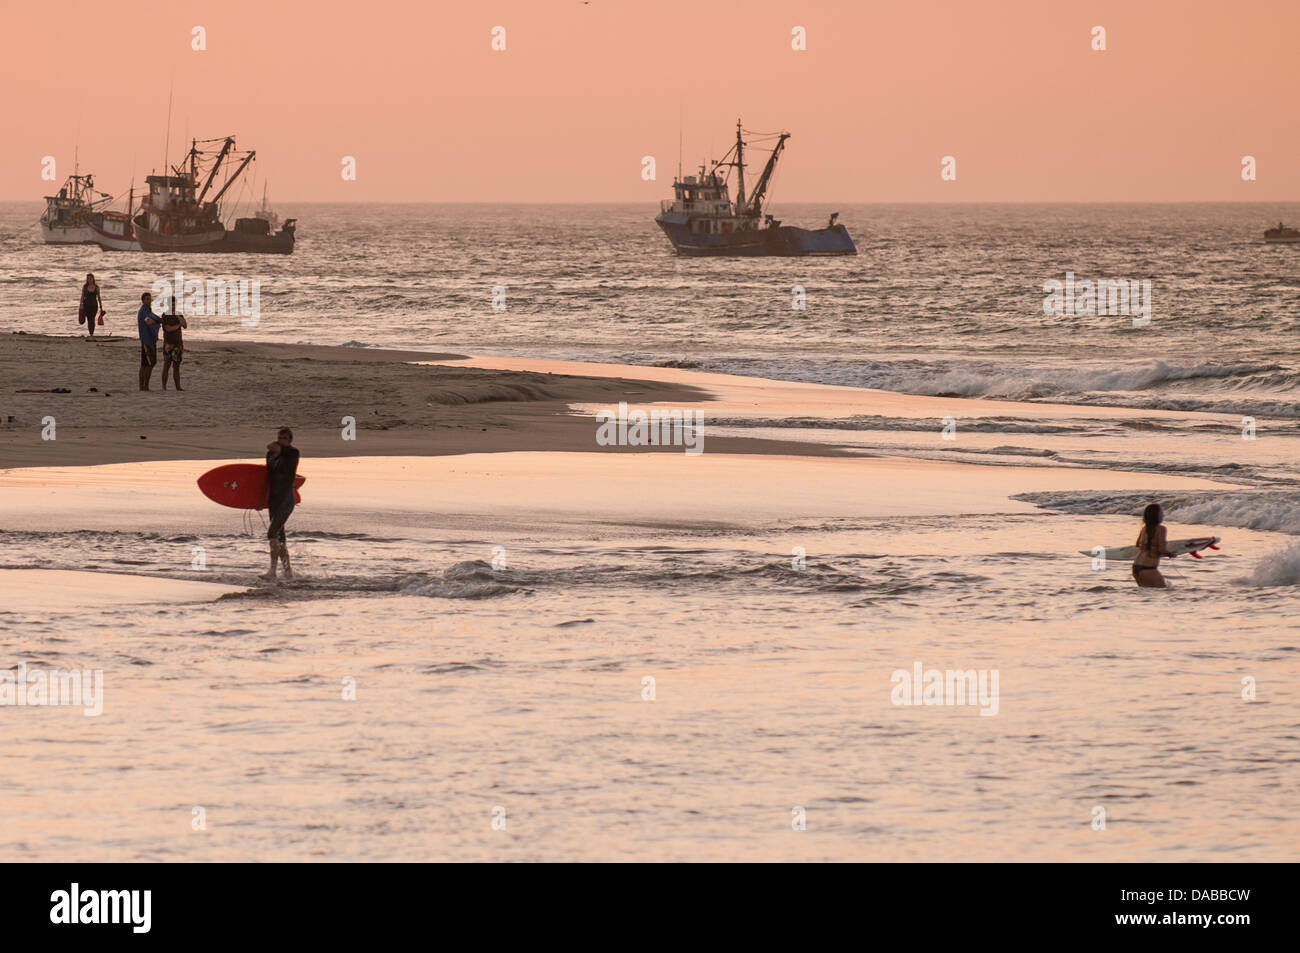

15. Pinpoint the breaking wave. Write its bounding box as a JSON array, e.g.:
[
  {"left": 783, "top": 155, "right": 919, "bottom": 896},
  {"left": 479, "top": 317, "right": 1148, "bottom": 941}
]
[
  {"left": 700, "top": 358, "right": 1300, "bottom": 415},
  {"left": 1015, "top": 489, "right": 1300, "bottom": 536},
  {"left": 1240, "top": 542, "right": 1300, "bottom": 587}
]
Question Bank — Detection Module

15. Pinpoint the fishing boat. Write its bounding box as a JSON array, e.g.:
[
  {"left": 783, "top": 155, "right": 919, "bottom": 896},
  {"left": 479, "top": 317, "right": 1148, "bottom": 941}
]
[
  {"left": 86, "top": 184, "right": 142, "bottom": 251},
  {"left": 1264, "top": 221, "right": 1300, "bottom": 244},
  {"left": 655, "top": 120, "right": 856, "bottom": 257},
  {"left": 39, "top": 172, "right": 114, "bottom": 245},
  {"left": 133, "top": 136, "right": 296, "bottom": 253},
  {"left": 88, "top": 207, "right": 141, "bottom": 251},
  {"left": 253, "top": 182, "right": 281, "bottom": 230}
]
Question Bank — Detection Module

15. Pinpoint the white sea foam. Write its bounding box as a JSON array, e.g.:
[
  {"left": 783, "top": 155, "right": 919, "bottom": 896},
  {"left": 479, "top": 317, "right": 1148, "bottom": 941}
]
[
  {"left": 1240, "top": 541, "right": 1300, "bottom": 587},
  {"left": 704, "top": 358, "right": 1299, "bottom": 415},
  {"left": 1168, "top": 493, "right": 1300, "bottom": 536},
  {"left": 1016, "top": 490, "right": 1300, "bottom": 536}
]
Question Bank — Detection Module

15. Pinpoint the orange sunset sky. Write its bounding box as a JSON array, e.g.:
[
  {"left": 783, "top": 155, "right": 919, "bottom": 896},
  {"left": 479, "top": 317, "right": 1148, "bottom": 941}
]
[{"left": 2, "top": 0, "right": 1298, "bottom": 203}]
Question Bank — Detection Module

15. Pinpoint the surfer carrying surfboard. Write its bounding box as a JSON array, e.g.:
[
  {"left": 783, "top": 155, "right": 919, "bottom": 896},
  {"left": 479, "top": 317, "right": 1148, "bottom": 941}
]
[
  {"left": 1133, "top": 503, "right": 1175, "bottom": 588},
  {"left": 262, "top": 428, "right": 300, "bottom": 581}
]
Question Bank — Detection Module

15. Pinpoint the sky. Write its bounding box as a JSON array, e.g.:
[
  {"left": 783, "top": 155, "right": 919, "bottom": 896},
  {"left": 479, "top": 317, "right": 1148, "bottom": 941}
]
[{"left": 2, "top": 0, "right": 1298, "bottom": 203}]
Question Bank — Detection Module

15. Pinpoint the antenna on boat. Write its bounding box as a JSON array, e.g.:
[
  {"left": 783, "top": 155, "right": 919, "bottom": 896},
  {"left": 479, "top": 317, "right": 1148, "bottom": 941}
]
[
  {"left": 677, "top": 100, "right": 683, "bottom": 183},
  {"left": 162, "top": 75, "right": 175, "bottom": 176},
  {"left": 734, "top": 118, "right": 746, "bottom": 211}
]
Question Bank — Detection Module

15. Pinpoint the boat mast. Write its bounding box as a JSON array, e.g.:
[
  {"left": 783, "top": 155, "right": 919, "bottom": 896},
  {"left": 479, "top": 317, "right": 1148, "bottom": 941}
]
[
  {"left": 734, "top": 120, "right": 746, "bottom": 213},
  {"left": 745, "top": 133, "right": 788, "bottom": 216},
  {"left": 208, "top": 150, "right": 256, "bottom": 207},
  {"left": 197, "top": 137, "right": 236, "bottom": 203}
]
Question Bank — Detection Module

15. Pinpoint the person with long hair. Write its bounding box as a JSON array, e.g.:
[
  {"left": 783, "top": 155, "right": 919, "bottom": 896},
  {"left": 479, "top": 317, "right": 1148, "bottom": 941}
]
[
  {"left": 79, "top": 273, "right": 104, "bottom": 338},
  {"left": 1133, "top": 503, "right": 1174, "bottom": 588}
]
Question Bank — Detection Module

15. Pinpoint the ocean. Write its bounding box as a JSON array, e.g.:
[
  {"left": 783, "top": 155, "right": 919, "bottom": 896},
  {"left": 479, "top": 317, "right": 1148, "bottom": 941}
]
[
  {"left": 2, "top": 202, "right": 1298, "bottom": 861},
  {"left": 5, "top": 200, "right": 1300, "bottom": 417}
]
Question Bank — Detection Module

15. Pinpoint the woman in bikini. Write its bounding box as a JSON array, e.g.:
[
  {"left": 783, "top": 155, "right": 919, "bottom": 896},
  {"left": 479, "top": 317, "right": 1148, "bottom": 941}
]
[{"left": 1133, "top": 503, "right": 1174, "bottom": 588}]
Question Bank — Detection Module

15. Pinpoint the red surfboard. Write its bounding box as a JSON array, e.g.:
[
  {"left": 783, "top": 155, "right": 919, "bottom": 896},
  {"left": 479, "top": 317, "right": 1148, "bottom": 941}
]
[{"left": 197, "top": 463, "right": 305, "bottom": 510}]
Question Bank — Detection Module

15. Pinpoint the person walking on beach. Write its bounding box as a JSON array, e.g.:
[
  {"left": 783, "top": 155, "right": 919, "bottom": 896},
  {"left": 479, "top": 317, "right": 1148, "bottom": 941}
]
[
  {"left": 79, "top": 273, "right": 104, "bottom": 338},
  {"left": 262, "top": 427, "right": 300, "bottom": 581},
  {"left": 137, "top": 292, "right": 161, "bottom": 390},
  {"left": 160, "top": 310, "right": 188, "bottom": 391},
  {"left": 1132, "top": 502, "right": 1174, "bottom": 588}
]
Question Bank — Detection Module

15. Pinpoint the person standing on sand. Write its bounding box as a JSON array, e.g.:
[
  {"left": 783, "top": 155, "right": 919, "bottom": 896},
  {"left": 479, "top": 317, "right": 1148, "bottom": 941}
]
[
  {"left": 262, "top": 427, "right": 300, "bottom": 581},
  {"left": 160, "top": 311, "right": 188, "bottom": 391},
  {"left": 79, "top": 274, "right": 104, "bottom": 338},
  {"left": 137, "top": 292, "right": 161, "bottom": 390}
]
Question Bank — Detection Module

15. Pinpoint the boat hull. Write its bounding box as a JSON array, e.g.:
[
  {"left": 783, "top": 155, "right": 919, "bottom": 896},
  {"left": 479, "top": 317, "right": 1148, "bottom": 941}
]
[
  {"left": 89, "top": 214, "right": 141, "bottom": 252},
  {"left": 40, "top": 224, "right": 97, "bottom": 245},
  {"left": 136, "top": 227, "right": 295, "bottom": 254},
  {"left": 1264, "top": 233, "right": 1300, "bottom": 244},
  {"left": 655, "top": 215, "right": 856, "bottom": 256}
]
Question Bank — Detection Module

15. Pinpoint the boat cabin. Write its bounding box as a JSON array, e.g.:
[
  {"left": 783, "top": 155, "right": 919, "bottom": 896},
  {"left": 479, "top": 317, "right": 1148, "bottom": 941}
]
[{"left": 660, "top": 170, "right": 758, "bottom": 235}]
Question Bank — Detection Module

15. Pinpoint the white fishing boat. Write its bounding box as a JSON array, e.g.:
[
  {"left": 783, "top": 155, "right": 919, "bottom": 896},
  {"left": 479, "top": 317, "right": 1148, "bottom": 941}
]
[{"left": 39, "top": 172, "right": 112, "bottom": 245}]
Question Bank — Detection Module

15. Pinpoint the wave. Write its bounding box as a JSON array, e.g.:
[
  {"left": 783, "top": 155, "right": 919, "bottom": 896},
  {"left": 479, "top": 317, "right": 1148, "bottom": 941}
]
[
  {"left": 398, "top": 560, "right": 523, "bottom": 599},
  {"left": 1015, "top": 489, "right": 1300, "bottom": 536},
  {"left": 1239, "top": 542, "right": 1300, "bottom": 587},
  {"left": 696, "top": 358, "right": 1300, "bottom": 415},
  {"left": 707, "top": 414, "right": 1088, "bottom": 434},
  {"left": 1163, "top": 493, "right": 1300, "bottom": 536}
]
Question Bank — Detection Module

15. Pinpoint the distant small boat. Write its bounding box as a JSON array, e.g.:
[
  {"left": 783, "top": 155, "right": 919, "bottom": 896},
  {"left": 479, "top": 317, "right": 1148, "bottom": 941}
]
[
  {"left": 1264, "top": 221, "right": 1300, "bottom": 244},
  {"left": 655, "top": 120, "right": 856, "bottom": 257},
  {"left": 253, "top": 182, "right": 281, "bottom": 230}
]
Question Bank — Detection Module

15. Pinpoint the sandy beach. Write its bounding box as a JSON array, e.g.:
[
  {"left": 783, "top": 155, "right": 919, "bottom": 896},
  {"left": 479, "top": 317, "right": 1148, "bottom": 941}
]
[{"left": 0, "top": 333, "right": 860, "bottom": 468}]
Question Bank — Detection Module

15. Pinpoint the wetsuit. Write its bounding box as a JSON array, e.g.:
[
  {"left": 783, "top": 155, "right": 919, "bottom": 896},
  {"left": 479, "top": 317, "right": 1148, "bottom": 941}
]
[{"left": 266, "top": 445, "right": 301, "bottom": 542}]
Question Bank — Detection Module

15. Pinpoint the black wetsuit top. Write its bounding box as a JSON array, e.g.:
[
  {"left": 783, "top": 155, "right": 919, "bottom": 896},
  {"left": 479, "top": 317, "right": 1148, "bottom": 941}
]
[
  {"left": 81, "top": 286, "right": 101, "bottom": 316},
  {"left": 162, "top": 317, "right": 184, "bottom": 345},
  {"left": 266, "top": 445, "right": 301, "bottom": 510}
]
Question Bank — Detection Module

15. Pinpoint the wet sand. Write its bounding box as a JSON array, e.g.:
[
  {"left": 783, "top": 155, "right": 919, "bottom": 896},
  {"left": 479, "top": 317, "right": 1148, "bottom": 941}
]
[
  {"left": 0, "top": 453, "right": 1235, "bottom": 538},
  {"left": 0, "top": 569, "right": 244, "bottom": 610}
]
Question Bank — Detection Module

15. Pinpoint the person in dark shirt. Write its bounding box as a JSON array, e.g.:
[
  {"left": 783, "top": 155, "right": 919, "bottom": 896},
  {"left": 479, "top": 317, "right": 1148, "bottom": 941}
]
[
  {"left": 160, "top": 311, "right": 188, "bottom": 391},
  {"left": 79, "top": 274, "right": 104, "bottom": 338},
  {"left": 137, "top": 292, "right": 161, "bottom": 390},
  {"left": 262, "top": 427, "right": 300, "bottom": 581}
]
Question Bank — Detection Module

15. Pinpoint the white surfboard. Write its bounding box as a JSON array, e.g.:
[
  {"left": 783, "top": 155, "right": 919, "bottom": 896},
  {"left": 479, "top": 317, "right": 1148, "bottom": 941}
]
[{"left": 1079, "top": 536, "right": 1221, "bottom": 562}]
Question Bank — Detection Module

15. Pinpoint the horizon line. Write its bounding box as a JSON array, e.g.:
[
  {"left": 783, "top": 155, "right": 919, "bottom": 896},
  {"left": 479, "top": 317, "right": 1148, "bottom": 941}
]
[{"left": 5, "top": 197, "right": 1300, "bottom": 206}]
